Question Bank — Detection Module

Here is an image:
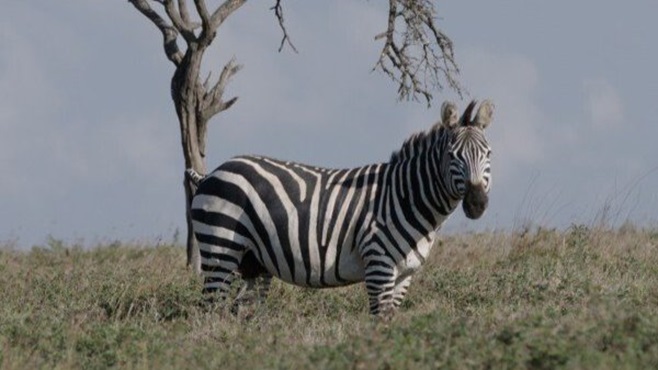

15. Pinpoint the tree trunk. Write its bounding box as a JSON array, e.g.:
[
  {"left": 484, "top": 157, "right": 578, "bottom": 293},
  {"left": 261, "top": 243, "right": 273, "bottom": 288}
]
[
  {"left": 128, "top": 0, "right": 247, "bottom": 274},
  {"left": 184, "top": 180, "right": 201, "bottom": 273},
  {"left": 172, "top": 47, "right": 208, "bottom": 274}
]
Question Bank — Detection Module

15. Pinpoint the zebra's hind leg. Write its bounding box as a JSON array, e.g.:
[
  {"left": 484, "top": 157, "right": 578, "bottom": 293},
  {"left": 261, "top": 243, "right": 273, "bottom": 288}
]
[
  {"left": 235, "top": 274, "right": 272, "bottom": 306},
  {"left": 232, "top": 250, "right": 272, "bottom": 315},
  {"left": 198, "top": 238, "right": 242, "bottom": 307}
]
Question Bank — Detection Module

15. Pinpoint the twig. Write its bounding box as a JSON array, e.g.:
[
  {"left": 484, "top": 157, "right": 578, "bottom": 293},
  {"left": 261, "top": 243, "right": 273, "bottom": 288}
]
[{"left": 271, "top": 0, "right": 298, "bottom": 53}]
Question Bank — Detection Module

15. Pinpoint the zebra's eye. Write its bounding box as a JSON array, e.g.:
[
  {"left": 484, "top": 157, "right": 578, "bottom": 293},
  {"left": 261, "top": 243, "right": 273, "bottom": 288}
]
[{"left": 486, "top": 150, "right": 492, "bottom": 158}]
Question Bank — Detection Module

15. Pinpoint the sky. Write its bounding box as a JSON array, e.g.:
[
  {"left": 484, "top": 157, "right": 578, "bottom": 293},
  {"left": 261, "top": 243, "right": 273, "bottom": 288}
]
[{"left": 1, "top": 1, "right": 657, "bottom": 248}]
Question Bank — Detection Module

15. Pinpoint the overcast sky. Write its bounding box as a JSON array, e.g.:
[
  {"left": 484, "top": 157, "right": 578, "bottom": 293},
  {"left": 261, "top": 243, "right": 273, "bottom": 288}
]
[{"left": 1, "top": 1, "right": 657, "bottom": 248}]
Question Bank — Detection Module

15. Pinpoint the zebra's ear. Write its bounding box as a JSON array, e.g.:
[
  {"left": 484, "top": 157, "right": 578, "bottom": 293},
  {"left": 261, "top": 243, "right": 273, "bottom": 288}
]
[
  {"left": 473, "top": 100, "right": 495, "bottom": 129},
  {"left": 459, "top": 100, "right": 477, "bottom": 127},
  {"left": 441, "top": 101, "right": 459, "bottom": 129}
]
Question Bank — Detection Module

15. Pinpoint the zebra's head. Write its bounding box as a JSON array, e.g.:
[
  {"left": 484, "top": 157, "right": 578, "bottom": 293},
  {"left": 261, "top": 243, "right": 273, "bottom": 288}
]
[{"left": 441, "top": 100, "right": 494, "bottom": 219}]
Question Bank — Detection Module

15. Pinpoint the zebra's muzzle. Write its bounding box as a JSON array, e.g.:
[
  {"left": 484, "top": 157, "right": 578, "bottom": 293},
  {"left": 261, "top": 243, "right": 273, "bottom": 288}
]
[{"left": 462, "top": 182, "right": 488, "bottom": 219}]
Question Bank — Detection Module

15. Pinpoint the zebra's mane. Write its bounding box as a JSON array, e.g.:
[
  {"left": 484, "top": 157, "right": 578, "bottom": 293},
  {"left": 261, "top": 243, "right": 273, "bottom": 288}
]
[{"left": 389, "top": 122, "right": 444, "bottom": 163}]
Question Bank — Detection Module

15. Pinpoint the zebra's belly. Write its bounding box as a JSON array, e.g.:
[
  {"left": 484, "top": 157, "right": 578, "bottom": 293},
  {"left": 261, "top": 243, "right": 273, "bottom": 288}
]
[
  {"left": 329, "top": 258, "right": 366, "bottom": 286},
  {"left": 261, "top": 243, "right": 366, "bottom": 288}
]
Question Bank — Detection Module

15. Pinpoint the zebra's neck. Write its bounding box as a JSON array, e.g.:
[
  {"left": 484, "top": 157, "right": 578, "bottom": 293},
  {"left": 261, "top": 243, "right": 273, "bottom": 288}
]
[{"left": 383, "top": 128, "right": 460, "bottom": 234}]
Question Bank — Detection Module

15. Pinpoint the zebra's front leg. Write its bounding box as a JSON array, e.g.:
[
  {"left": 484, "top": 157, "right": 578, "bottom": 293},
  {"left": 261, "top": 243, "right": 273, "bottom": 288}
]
[
  {"left": 392, "top": 275, "right": 413, "bottom": 309},
  {"left": 364, "top": 259, "right": 398, "bottom": 319}
]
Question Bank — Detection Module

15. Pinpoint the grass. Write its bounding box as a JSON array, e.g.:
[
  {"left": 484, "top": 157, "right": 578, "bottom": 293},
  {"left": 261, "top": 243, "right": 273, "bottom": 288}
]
[{"left": 2, "top": 225, "right": 658, "bottom": 369}]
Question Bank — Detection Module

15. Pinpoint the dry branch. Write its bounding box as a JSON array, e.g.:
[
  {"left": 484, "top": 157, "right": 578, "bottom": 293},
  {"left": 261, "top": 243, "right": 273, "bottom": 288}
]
[
  {"left": 271, "top": 0, "right": 298, "bottom": 53},
  {"left": 129, "top": 0, "right": 184, "bottom": 65},
  {"left": 374, "top": 0, "right": 462, "bottom": 105},
  {"left": 210, "top": 0, "right": 246, "bottom": 28},
  {"left": 178, "top": 0, "right": 193, "bottom": 25},
  {"left": 193, "top": 0, "right": 246, "bottom": 46},
  {"left": 201, "top": 58, "right": 242, "bottom": 121},
  {"left": 163, "top": 0, "right": 196, "bottom": 41}
]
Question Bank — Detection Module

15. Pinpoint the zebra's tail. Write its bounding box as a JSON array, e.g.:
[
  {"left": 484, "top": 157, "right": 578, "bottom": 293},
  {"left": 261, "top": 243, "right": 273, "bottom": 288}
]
[{"left": 185, "top": 168, "right": 206, "bottom": 187}]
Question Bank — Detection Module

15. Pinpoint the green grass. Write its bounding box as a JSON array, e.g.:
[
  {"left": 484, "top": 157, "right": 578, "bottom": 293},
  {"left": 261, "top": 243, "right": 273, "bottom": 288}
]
[{"left": 2, "top": 226, "right": 658, "bottom": 369}]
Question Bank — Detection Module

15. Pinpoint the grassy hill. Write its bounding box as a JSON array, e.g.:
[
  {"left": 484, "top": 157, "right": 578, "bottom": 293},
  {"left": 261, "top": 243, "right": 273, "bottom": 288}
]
[{"left": 2, "top": 225, "right": 658, "bottom": 369}]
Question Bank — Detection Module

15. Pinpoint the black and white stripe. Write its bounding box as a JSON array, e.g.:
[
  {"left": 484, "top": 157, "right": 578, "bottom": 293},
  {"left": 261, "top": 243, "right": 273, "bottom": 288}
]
[{"left": 189, "top": 100, "right": 494, "bottom": 317}]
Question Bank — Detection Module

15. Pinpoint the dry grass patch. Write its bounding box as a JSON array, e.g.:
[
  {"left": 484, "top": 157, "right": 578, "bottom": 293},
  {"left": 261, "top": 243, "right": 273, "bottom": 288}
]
[{"left": 2, "top": 226, "right": 658, "bottom": 369}]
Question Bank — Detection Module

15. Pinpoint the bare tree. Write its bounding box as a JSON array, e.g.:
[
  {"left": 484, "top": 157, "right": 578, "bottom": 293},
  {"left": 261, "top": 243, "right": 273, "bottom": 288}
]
[
  {"left": 127, "top": 0, "right": 460, "bottom": 273},
  {"left": 129, "top": 0, "right": 245, "bottom": 273}
]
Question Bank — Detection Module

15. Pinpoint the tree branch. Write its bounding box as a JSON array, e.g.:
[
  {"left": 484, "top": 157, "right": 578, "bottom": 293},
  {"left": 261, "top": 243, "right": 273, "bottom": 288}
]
[
  {"left": 201, "top": 58, "right": 243, "bottom": 121},
  {"left": 210, "top": 0, "right": 247, "bottom": 29},
  {"left": 192, "top": 0, "right": 212, "bottom": 29},
  {"left": 177, "top": 0, "right": 192, "bottom": 26},
  {"left": 129, "top": 0, "right": 184, "bottom": 65},
  {"left": 271, "top": 0, "right": 298, "bottom": 53},
  {"left": 192, "top": 0, "right": 246, "bottom": 46},
  {"left": 374, "top": 0, "right": 463, "bottom": 106},
  {"left": 162, "top": 0, "right": 196, "bottom": 41}
]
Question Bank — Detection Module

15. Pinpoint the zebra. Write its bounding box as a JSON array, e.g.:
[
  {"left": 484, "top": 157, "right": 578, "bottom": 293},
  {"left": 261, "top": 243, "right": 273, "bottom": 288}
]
[{"left": 187, "top": 99, "right": 494, "bottom": 318}]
